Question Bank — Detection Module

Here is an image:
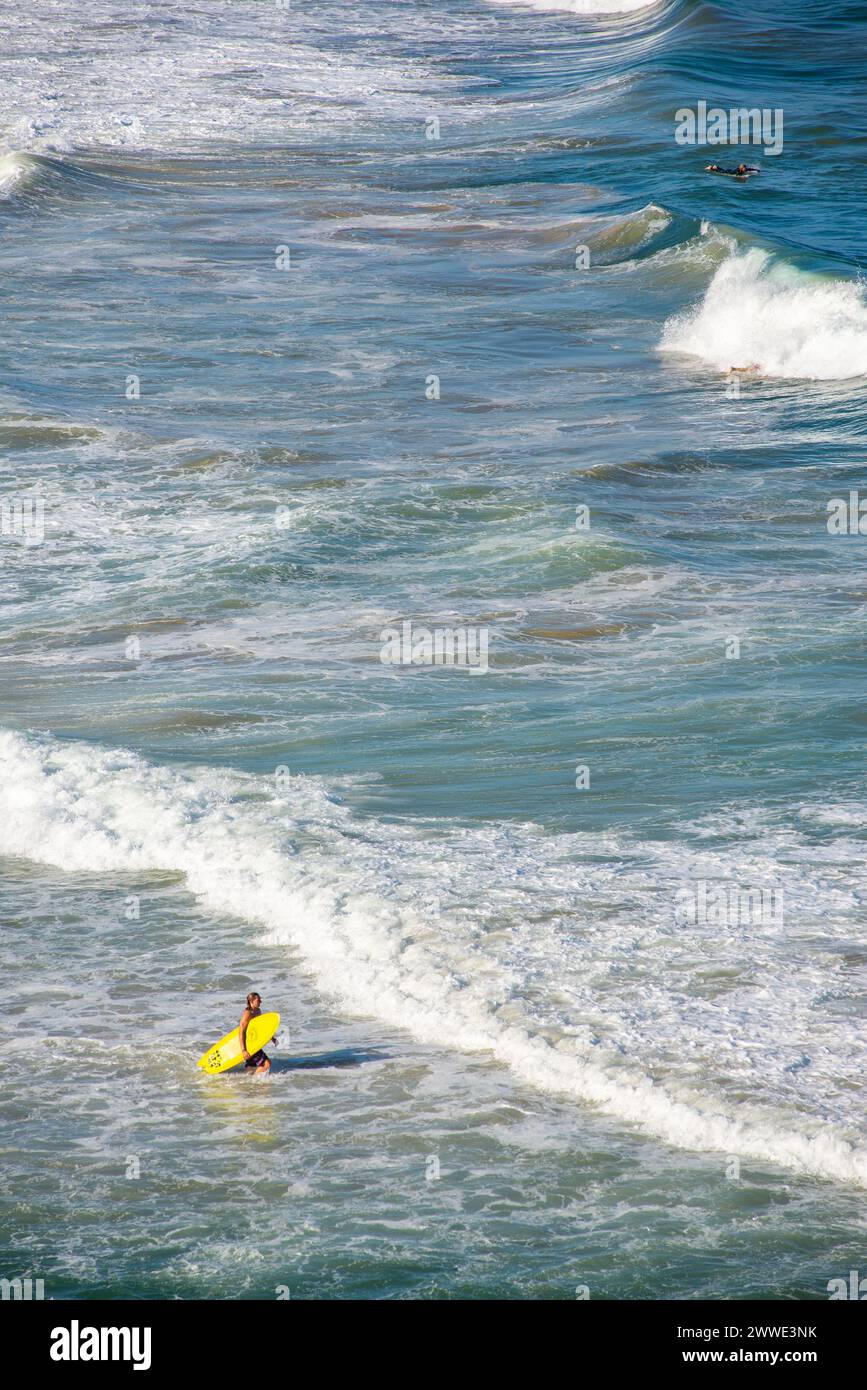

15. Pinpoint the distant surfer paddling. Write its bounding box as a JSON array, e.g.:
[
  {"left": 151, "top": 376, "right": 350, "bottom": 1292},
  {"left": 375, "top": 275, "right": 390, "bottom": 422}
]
[
  {"left": 705, "top": 162, "right": 759, "bottom": 179},
  {"left": 240, "top": 991, "right": 272, "bottom": 1074}
]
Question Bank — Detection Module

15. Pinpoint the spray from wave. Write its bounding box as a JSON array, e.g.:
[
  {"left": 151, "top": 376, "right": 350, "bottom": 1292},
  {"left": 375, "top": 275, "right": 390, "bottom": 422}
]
[
  {"left": 0, "top": 151, "right": 47, "bottom": 197},
  {"left": 0, "top": 150, "right": 110, "bottom": 204},
  {"left": 1, "top": 728, "right": 865, "bottom": 1188},
  {"left": 659, "top": 247, "right": 867, "bottom": 379}
]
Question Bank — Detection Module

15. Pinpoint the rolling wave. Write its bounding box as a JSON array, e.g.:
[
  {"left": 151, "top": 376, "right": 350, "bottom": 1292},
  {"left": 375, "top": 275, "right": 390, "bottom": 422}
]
[
  {"left": 0, "top": 149, "right": 126, "bottom": 207},
  {"left": 660, "top": 247, "right": 867, "bottom": 379},
  {"left": 2, "top": 728, "right": 865, "bottom": 1189}
]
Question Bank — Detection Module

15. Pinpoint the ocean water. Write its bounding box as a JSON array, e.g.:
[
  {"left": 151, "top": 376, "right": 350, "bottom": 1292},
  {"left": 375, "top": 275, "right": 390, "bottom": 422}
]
[{"left": 1, "top": 0, "right": 866, "bottom": 1300}]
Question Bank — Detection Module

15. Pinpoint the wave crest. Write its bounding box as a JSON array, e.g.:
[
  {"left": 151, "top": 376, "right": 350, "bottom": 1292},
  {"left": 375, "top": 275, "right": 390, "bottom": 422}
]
[{"left": 660, "top": 248, "right": 867, "bottom": 379}]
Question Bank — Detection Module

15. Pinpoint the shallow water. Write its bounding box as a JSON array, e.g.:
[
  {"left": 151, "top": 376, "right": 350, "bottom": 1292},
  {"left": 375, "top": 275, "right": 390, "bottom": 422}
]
[{"left": 1, "top": 0, "right": 866, "bottom": 1299}]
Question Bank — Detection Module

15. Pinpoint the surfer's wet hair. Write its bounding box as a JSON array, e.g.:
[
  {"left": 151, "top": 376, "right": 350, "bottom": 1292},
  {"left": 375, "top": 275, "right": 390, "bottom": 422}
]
[{"left": 246, "top": 991, "right": 261, "bottom": 1008}]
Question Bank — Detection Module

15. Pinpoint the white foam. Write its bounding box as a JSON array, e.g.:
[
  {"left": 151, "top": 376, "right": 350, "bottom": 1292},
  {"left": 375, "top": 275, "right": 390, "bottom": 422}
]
[
  {"left": 486, "top": 0, "right": 658, "bottom": 12},
  {"left": 0, "top": 152, "right": 28, "bottom": 190},
  {"left": 1, "top": 728, "right": 866, "bottom": 1188},
  {"left": 0, "top": 0, "right": 449, "bottom": 156},
  {"left": 660, "top": 247, "right": 867, "bottom": 379},
  {"left": 0, "top": 151, "right": 48, "bottom": 197}
]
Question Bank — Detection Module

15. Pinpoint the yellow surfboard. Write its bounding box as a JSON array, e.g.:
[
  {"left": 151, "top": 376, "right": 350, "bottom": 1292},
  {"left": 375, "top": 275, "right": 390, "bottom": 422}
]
[{"left": 197, "top": 1012, "right": 280, "bottom": 1074}]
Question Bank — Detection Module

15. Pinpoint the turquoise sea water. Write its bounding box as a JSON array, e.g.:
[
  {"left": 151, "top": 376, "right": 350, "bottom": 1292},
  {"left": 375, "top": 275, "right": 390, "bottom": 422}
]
[{"left": 1, "top": 0, "right": 866, "bottom": 1298}]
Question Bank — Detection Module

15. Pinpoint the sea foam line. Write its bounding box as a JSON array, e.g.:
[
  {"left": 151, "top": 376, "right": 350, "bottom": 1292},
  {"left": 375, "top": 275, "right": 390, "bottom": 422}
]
[{"left": 1, "top": 727, "right": 865, "bottom": 1188}]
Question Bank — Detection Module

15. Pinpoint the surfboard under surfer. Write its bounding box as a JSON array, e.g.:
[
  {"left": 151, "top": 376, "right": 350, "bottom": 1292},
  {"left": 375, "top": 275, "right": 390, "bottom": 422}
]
[
  {"left": 705, "top": 162, "right": 759, "bottom": 179},
  {"left": 240, "top": 991, "right": 272, "bottom": 1074}
]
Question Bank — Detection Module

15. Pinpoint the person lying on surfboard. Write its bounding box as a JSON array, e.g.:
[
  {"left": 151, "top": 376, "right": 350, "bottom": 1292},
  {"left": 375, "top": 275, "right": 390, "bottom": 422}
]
[
  {"left": 240, "top": 991, "right": 272, "bottom": 1073},
  {"left": 705, "top": 162, "right": 759, "bottom": 179}
]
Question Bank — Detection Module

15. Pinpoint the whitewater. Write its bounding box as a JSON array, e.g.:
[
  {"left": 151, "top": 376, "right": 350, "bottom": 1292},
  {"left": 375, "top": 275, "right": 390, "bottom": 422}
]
[{"left": 2, "top": 728, "right": 865, "bottom": 1190}]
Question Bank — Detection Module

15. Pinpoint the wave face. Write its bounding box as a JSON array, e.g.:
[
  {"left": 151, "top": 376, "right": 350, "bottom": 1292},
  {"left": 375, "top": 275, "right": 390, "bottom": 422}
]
[
  {"left": 2, "top": 730, "right": 865, "bottom": 1189},
  {"left": 0, "top": 151, "right": 34, "bottom": 193},
  {"left": 660, "top": 248, "right": 867, "bottom": 379}
]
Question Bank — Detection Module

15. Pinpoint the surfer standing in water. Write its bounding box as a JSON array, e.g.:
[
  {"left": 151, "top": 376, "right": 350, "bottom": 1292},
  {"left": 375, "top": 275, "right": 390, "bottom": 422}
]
[{"left": 240, "top": 991, "right": 272, "bottom": 1074}]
